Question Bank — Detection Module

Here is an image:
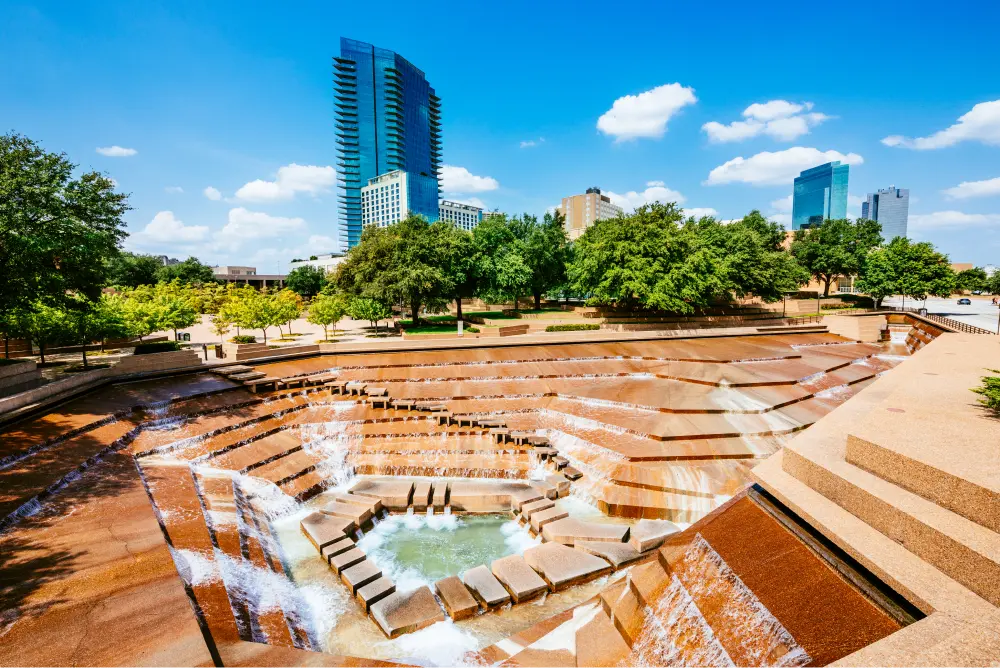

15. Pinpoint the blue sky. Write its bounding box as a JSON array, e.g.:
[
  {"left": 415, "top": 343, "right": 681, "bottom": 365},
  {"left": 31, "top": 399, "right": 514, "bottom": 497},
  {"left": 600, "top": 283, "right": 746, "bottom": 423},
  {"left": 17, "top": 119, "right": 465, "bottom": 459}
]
[{"left": 3, "top": 0, "right": 1000, "bottom": 271}]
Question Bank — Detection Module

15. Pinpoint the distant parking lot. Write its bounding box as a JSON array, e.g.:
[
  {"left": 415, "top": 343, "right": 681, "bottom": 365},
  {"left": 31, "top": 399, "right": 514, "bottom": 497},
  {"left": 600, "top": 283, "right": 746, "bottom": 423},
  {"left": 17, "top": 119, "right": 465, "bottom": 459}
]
[{"left": 881, "top": 295, "right": 1000, "bottom": 333}]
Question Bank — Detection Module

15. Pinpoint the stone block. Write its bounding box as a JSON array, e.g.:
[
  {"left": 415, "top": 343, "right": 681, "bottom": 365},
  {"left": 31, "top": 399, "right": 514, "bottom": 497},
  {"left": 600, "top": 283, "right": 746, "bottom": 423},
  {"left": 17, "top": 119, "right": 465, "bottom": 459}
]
[
  {"left": 412, "top": 482, "right": 432, "bottom": 510},
  {"left": 449, "top": 481, "right": 513, "bottom": 512},
  {"left": 341, "top": 560, "right": 382, "bottom": 594},
  {"left": 332, "top": 492, "right": 383, "bottom": 515},
  {"left": 541, "top": 518, "right": 629, "bottom": 546},
  {"left": 432, "top": 482, "right": 449, "bottom": 510},
  {"left": 574, "top": 541, "right": 645, "bottom": 570},
  {"left": 491, "top": 555, "right": 548, "bottom": 603},
  {"left": 321, "top": 500, "right": 371, "bottom": 525},
  {"left": 462, "top": 565, "right": 510, "bottom": 608},
  {"left": 349, "top": 479, "right": 414, "bottom": 511},
  {"left": 357, "top": 577, "right": 395, "bottom": 612},
  {"left": 575, "top": 605, "right": 631, "bottom": 667},
  {"left": 434, "top": 575, "right": 479, "bottom": 620},
  {"left": 529, "top": 506, "right": 568, "bottom": 533},
  {"left": 628, "top": 519, "right": 679, "bottom": 552},
  {"left": 300, "top": 512, "right": 353, "bottom": 551},
  {"left": 370, "top": 586, "right": 445, "bottom": 638},
  {"left": 520, "top": 498, "right": 555, "bottom": 521},
  {"left": 524, "top": 542, "right": 611, "bottom": 590},
  {"left": 329, "top": 547, "right": 366, "bottom": 575},
  {"left": 319, "top": 536, "right": 355, "bottom": 562},
  {"left": 511, "top": 487, "right": 545, "bottom": 510}
]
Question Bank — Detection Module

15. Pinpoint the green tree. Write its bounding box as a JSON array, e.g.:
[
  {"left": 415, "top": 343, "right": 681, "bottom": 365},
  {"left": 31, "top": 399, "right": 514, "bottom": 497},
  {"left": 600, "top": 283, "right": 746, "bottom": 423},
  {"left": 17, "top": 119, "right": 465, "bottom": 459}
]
[
  {"left": 232, "top": 291, "right": 282, "bottom": 343},
  {"left": 790, "top": 218, "right": 884, "bottom": 296},
  {"left": 285, "top": 265, "right": 327, "bottom": 298},
  {"left": 122, "top": 296, "right": 159, "bottom": 341},
  {"left": 956, "top": 267, "right": 988, "bottom": 293},
  {"left": 336, "top": 216, "right": 453, "bottom": 325},
  {"left": 855, "top": 246, "right": 897, "bottom": 308},
  {"left": 307, "top": 293, "right": 349, "bottom": 340},
  {"left": 473, "top": 213, "right": 533, "bottom": 311},
  {"left": 349, "top": 297, "right": 392, "bottom": 331},
  {"left": 987, "top": 272, "right": 1000, "bottom": 296},
  {"left": 152, "top": 293, "right": 199, "bottom": 340},
  {"left": 0, "top": 308, "right": 29, "bottom": 359},
  {"left": 274, "top": 289, "right": 303, "bottom": 336},
  {"left": 156, "top": 257, "right": 216, "bottom": 284},
  {"left": 437, "top": 224, "right": 480, "bottom": 321},
  {"left": 524, "top": 211, "right": 570, "bottom": 309},
  {"left": 0, "top": 133, "right": 130, "bottom": 317},
  {"left": 106, "top": 252, "right": 163, "bottom": 287},
  {"left": 24, "top": 301, "right": 74, "bottom": 364},
  {"left": 890, "top": 237, "right": 956, "bottom": 307},
  {"left": 568, "top": 203, "right": 729, "bottom": 313}
]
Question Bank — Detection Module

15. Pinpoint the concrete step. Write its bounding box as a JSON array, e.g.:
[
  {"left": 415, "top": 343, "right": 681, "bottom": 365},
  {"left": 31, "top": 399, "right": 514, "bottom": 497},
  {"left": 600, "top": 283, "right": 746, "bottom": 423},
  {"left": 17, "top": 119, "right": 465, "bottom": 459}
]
[{"left": 782, "top": 441, "right": 1000, "bottom": 607}]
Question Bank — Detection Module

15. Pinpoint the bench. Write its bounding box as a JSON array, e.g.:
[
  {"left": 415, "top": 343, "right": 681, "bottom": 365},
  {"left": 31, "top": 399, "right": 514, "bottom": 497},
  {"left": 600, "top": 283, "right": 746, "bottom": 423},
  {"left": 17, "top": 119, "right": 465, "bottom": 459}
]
[
  {"left": 305, "top": 373, "right": 337, "bottom": 386},
  {"left": 244, "top": 377, "right": 279, "bottom": 393},
  {"left": 346, "top": 382, "right": 368, "bottom": 396},
  {"left": 392, "top": 399, "right": 416, "bottom": 411},
  {"left": 490, "top": 428, "right": 511, "bottom": 443},
  {"left": 527, "top": 435, "right": 549, "bottom": 447},
  {"left": 325, "top": 380, "right": 349, "bottom": 394},
  {"left": 509, "top": 430, "right": 533, "bottom": 445},
  {"left": 370, "top": 396, "right": 393, "bottom": 409},
  {"left": 277, "top": 376, "right": 308, "bottom": 389},
  {"left": 366, "top": 387, "right": 388, "bottom": 397},
  {"left": 436, "top": 412, "right": 453, "bottom": 426}
]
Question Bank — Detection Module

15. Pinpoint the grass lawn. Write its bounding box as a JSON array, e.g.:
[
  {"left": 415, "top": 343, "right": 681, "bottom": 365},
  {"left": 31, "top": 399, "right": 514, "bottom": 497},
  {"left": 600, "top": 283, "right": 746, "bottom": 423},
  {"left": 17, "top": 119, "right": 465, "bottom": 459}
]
[
  {"left": 466, "top": 308, "right": 563, "bottom": 320},
  {"left": 400, "top": 317, "right": 479, "bottom": 335}
]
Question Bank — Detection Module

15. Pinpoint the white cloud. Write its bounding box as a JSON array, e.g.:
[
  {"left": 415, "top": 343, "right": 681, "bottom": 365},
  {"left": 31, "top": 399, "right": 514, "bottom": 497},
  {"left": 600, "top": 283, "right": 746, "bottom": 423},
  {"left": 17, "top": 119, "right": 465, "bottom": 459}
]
[
  {"left": 684, "top": 207, "right": 719, "bottom": 218},
  {"left": 606, "top": 181, "right": 686, "bottom": 211},
  {"left": 705, "top": 147, "right": 863, "bottom": 186},
  {"left": 770, "top": 195, "right": 793, "bottom": 212},
  {"left": 96, "top": 146, "right": 137, "bottom": 157},
  {"left": 597, "top": 83, "right": 697, "bottom": 141},
  {"left": 164, "top": 186, "right": 184, "bottom": 194},
  {"left": 306, "top": 234, "right": 338, "bottom": 251},
  {"left": 943, "top": 176, "right": 1000, "bottom": 200},
  {"left": 519, "top": 137, "right": 545, "bottom": 148},
  {"left": 235, "top": 164, "right": 337, "bottom": 202},
  {"left": 440, "top": 165, "right": 499, "bottom": 193},
  {"left": 769, "top": 213, "right": 792, "bottom": 226},
  {"left": 703, "top": 100, "right": 830, "bottom": 143},
  {"left": 215, "top": 208, "right": 306, "bottom": 249},
  {"left": 203, "top": 186, "right": 222, "bottom": 201},
  {"left": 909, "top": 210, "right": 1000, "bottom": 229},
  {"left": 134, "top": 211, "right": 209, "bottom": 244},
  {"left": 882, "top": 100, "right": 1000, "bottom": 149}
]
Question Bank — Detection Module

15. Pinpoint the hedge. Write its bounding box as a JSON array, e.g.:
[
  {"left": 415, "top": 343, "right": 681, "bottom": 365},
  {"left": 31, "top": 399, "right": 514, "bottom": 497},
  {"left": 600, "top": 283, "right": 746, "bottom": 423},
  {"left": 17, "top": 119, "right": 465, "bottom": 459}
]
[
  {"left": 230, "top": 335, "right": 257, "bottom": 344},
  {"left": 545, "top": 324, "right": 600, "bottom": 332},
  {"left": 133, "top": 341, "right": 181, "bottom": 355}
]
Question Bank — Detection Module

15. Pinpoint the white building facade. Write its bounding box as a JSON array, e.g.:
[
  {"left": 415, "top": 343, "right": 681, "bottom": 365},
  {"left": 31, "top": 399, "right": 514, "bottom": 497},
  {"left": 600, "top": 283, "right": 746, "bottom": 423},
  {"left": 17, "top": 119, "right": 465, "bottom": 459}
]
[
  {"left": 361, "top": 170, "right": 409, "bottom": 229},
  {"left": 288, "top": 253, "right": 346, "bottom": 274},
  {"left": 439, "top": 199, "right": 483, "bottom": 231}
]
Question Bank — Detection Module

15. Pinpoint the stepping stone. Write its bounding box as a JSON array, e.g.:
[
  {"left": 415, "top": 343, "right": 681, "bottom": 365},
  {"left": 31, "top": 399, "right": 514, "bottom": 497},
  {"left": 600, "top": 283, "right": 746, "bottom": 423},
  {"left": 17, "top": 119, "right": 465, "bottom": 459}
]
[
  {"left": 230, "top": 371, "right": 266, "bottom": 381},
  {"left": 490, "top": 428, "right": 511, "bottom": 443},
  {"left": 329, "top": 547, "right": 366, "bottom": 575},
  {"left": 463, "top": 565, "right": 510, "bottom": 608},
  {"left": 412, "top": 482, "right": 432, "bottom": 511},
  {"left": 628, "top": 519, "right": 680, "bottom": 552},
  {"left": 529, "top": 506, "right": 568, "bottom": 533},
  {"left": 510, "top": 487, "right": 545, "bottom": 511},
  {"left": 325, "top": 380, "right": 349, "bottom": 394},
  {"left": 449, "top": 481, "right": 514, "bottom": 512},
  {"left": 527, "top": 435, "right": 549, "bottom": 447},
  {"left": 357, "top": 577, "right": 396, "bottom": 612},
  {"left": 524, "top": 542, "right": 612, "bottom": 591},
  {"left": 454, "top": 415, "right": 475, "bottom": 427},
  {"left": 535, "top": 447, "right": 558, "bottom": 459},
  {"left": 491, "top": 555, "right": 548, "bottom": 603},
  {"left": 350, "top": 479, "right": 414, "bottom": 510},
  {"left": 550, "top": 455, "right": 568, "bottom": 469},
  {"left": 365, "top": 386, "right": 388, "bottom": 397},
  {"left": 436, "top": 412, "right": 453, "bottom": 426},
  {"left": 332, "top": 492, "right": 383, "bottom": 515},
  {"left": 214, "top": 365, "right": 254, "bottom": 376},
  {"left": 562, "top": 467, "right": 583, "bottom": 481},
  {"left": 509, "top": 430, "right": 533, "bottom": 444},
  {"left": 322, "top": 500, "right": 371, "bottom": 525},
  {"left": 371, "top": 396, "right": 392, "bottom": 409},
  {"left": 244, "top": 377, "right": 279, "bottom": 393},
  {"left": 392, "top": 398, "right": 416, "bottom": 411},
  {"left": 341, "top": 560, "right": 382, "bottom": 594},
  {"left": 434, "top": 576, "right": 478, "bottom": 620},
  {"left": 300, "top": 512, "right": 354, "bottom": 551},
  {"left": 546, "top": 474, "right": 571, "bottom": 497},
  {"left": 320, "top": 536, "right": 355, "bottom": 562},
  {"left": 346, "top": 382, "right": 367, "bottom": 395},
  {"left": 370, "top": 586, "right": 445, "bottom": 638},
  {"left": 541, "top": 518, "right": 629, "bottom": 546},
  {"left": 520, "top": 498, "right": 555, "bottom": 521},
  {"left": 574, "top": 541, "right": 646, "bottom": 570},
  {"left": 432, "top": 482, "right": 449, "bottom": 510},
  {"left": 530, "top": 480, "right": 559, "bottom": 500}
]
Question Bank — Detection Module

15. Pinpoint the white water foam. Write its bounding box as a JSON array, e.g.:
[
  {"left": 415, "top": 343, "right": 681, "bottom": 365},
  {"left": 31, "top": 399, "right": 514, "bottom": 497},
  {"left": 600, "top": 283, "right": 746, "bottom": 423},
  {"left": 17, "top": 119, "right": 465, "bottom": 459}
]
[
  {"left": 501, "top": 519, "right": 541, "bottom": 554},
  {"left": 380, "top": 619, "right": 479, "bottom": 666}
]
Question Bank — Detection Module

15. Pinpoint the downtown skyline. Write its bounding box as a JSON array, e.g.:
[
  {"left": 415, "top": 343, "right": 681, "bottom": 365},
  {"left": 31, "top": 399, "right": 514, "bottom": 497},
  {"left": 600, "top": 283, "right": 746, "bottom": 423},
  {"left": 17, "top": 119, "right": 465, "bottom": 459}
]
[{"left": 2, "top": 0, "right": 999, "bottom": 270}]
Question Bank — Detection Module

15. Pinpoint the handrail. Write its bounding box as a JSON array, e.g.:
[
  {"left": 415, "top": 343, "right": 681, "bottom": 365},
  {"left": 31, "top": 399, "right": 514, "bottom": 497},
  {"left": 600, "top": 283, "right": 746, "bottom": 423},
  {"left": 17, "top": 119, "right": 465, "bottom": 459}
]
[{"left": 883, "top": 306, "right": 998, "bottom": 335}]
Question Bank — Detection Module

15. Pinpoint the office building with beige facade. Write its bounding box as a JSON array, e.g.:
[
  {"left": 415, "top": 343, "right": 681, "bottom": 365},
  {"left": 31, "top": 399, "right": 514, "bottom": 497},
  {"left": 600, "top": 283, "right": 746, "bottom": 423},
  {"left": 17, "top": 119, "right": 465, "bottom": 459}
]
[{"left": 557, "top": 187, "right": 623, "bottom": 240}]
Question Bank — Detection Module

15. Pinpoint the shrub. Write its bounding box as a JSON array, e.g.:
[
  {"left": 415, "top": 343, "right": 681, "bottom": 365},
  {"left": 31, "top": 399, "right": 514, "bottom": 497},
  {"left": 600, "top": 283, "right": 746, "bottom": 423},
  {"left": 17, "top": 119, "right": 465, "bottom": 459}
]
[
  {"left": 133, "top": 341, "right": 181, "bottom": 355},
  {"left": 545, "top": 324, "right": 600, "bottom": 332},
  {"left": 820, "top": 303, "right": 860, "bottom": 310},
  {"left": 230, "top": 335, "right": 257, "bottom": 344},
  {"left": 972, "top": 370, "right": 1000, "bottom": 415}
]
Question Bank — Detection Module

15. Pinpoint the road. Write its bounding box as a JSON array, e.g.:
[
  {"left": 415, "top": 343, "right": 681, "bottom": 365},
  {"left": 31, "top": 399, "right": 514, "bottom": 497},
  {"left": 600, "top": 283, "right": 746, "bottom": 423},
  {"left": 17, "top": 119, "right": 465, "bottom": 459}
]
[{"left": 881, "top": 295, "right": 1000, "bottom": 333}]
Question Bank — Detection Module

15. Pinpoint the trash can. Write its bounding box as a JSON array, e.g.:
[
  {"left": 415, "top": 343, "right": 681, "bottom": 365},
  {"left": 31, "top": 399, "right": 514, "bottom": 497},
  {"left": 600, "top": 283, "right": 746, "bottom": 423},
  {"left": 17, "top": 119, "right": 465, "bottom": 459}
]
[
  {"left": 215, "top": 344, "right": 224, "bottom": 359},
  {"left": 919, "top": 308, "right": 928, "bottom": 316},
  {"left": 182, "top": 332, "right": 191, "bottom": 342}
]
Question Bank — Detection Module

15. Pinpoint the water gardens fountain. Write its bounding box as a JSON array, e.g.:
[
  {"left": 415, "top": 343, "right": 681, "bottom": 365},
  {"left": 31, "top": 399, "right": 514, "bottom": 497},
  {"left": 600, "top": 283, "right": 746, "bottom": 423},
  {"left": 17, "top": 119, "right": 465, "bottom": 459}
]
[{"left": 4, "top": 321, "right": 961, "bottom": 667}]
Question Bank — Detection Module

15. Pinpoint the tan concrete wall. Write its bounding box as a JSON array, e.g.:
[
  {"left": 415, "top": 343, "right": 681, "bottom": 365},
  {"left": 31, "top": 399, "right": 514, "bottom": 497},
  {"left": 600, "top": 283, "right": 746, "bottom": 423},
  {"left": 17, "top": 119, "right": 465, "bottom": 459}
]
[{"left": 822, "top": 314, "right": 887, "bottom": 342}]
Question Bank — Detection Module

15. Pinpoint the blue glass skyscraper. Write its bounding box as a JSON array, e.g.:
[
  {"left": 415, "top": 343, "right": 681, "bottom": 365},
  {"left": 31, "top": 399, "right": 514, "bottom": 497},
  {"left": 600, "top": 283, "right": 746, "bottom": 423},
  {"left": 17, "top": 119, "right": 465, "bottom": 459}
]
[
  {"left": 862, "top": 187, "right": 909, "bottom": 241},
  {"left": 334, "top": 38, "right": 441, "bottom": 248},
  {"left": 791, "top": 161, "right": 850, "bottom": 230}
]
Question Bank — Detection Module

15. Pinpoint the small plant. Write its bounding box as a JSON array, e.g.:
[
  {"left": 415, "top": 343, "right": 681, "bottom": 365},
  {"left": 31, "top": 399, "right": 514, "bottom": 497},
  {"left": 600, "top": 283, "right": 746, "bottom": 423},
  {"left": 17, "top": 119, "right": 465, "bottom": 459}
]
[
  {"left": 466, "top": 325, "right": 480, "bottom": 333},
  {"left": 133, "top": 341, "right": 181, "bottom": 355},
  {"left": 230, "top": 335, "right": 257, "bottom": 344},
  {"left": 972, "top": 370, "right": 1000, "bottom": 415},
  {"left": 545, "top": 323, "right": 600, "bottom": 332}
]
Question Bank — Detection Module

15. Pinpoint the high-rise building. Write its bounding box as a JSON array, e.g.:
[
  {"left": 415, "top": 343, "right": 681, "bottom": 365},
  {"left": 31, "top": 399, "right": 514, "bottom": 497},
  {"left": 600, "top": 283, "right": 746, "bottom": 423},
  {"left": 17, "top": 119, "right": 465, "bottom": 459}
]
[
  {"left": 334, "top": 38, "right": 442, "bottom": 248},
  {"left": 862, "top": 186, "right": 909, "bottom": 240},
  {"left": 557, "top": 187, "right": 623, "bottom": 240},
  {"left": 791, "top": 161, "right": 849, "bottom": 230},
  {"left": 439, "top": 199, "right": 483, "bottom": 232},
  {"left": 361, "top": 170, "right": 410, "bottom": 229}
]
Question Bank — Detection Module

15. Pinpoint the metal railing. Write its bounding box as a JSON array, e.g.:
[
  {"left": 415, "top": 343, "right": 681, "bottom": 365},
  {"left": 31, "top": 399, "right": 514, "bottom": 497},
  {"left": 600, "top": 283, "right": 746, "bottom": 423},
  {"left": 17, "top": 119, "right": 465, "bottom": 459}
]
[{"left": 884, "top": 306, "right": 998, "bottom": 335}]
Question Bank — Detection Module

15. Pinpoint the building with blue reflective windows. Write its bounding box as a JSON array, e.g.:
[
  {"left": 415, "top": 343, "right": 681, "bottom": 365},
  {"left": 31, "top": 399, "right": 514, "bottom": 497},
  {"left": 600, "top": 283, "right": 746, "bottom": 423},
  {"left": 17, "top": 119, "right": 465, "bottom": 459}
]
[
  {"left": 334, "top": 38, "right": 442, "bottom": 248},
  {"left": 862, "top": 186, "right": 909, "bottom": 241},
  {"left": 791, "top": 161, "right": 850, "bottom": 230}
]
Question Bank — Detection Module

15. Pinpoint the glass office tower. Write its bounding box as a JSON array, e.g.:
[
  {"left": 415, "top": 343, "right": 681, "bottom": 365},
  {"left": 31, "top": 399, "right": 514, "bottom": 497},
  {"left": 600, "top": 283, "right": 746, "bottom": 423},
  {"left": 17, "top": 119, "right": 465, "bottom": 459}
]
[
  {"left": 334, "top": 38, "right": 442, "bottom": 248},
  {"left": 791, "top": 161, "right": 850, "bottom": 230},
  {"left": 862, "top": 186, "right": 909, "bottom": 240}
]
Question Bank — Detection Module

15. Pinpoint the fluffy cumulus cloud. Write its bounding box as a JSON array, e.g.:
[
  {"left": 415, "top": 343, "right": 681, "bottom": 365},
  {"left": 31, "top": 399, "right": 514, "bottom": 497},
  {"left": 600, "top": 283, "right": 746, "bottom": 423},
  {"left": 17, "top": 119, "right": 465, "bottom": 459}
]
[
  {"left": 606, "top": 180, "right": 686, "bottom": 211},
  {"left": 215, "top": 208, "right": 306, "bottom": 248},
  {"left": 683, "top": 207, "right": 719, "bottom": 218},
  {"left": 96, "top": 145, "right": 137, "bottom": 157},
  {"left": 597, "top": 83, "right": 697, "bottom": 141},
  {"left": 519, "top": 137, "right": 544, "bottom": 149},
  {"left": 705, "top": 147, "right": 863, "bottom": 186},
  {"left": 943, "top": 176, "right": 1000, "bottom": 200},
  {"left": 703, "top": 100, "right": 830, "bottom": 143},
  {"left": 203, "top": 186, "right": 222, "bottom": 201},
  {"left": 882, "top": 100, "right": 1000, "bottom": 149},
  {"left": 235, "top": 164, "right": 336, "bottom": 202},
  {"left": 440, "top": 165, "right": 499, "bottom": 193},
  {"left": 133, "top": 211, "right": 209, "bottom": 245},
  {"left": 909, "top": 210, "right": 1000, "bottom": 229}
]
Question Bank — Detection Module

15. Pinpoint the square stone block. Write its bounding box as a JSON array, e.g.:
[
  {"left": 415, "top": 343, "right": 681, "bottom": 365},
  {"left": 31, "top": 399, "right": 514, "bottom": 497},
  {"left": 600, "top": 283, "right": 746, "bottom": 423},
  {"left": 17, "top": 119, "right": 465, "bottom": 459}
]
[
  {"left": 434, "top": 575, "right": 479, "bottom": 620},
  {"left": 329, "top": 547, "right": 366, "bottom": 575},
  {"left": 300, "top": 512, "right": 354, "bottom": 551},
  {"left": 530, "top": 506, "right": 568, "bottom": 533},
  {"left": 524, "top": 542, "right": 612, "bottom": 590},
  {"left": 463, "top": 565, "right": 510, "bottom": 608},
  {"left": 319, "top": 536, "right": 355, "bottom": 562},
  {"left": 341, "top": 560, "right": 382, "bottom": 594},
  {"left": 628, "top": 519, "right": 679, "bottom": 552},
  {"left": 357, "top": 577, "right": 395, "bottom": 612},
  {"left": 491, "top": 555, "right": 548, "bottom": 603},
  {"left": 520, "top": 498, "right": 555, "bottom": 521},
  {"left": 370, "top": 586, "right": 446, "bottom": 638}
]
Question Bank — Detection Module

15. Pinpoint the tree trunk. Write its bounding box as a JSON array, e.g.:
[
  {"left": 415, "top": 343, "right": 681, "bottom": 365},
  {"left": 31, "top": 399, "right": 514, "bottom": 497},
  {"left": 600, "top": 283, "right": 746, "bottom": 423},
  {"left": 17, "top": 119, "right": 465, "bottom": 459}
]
[
  {"left": 262, "top": 328, "right": 267, "bottom": 344},
  {"left": 455, "top": 296, "right": 463, "bottom": 321},
  {"left": 411, "top": 299, "right": 421, "bottom": 326},
  {"left": 4, "top": 336, "right": 8, "bottom": 359},
  {"left": 822, "top": 277, "right": 832, "bottom": 297},
  {"left": 82, "top": 342, "right": 88, "bottom": 369},
  {"left": 100, "top": 337, "right": 106, "bottom": 353},
  {"left": 39, "top": 341, "right": 46, "bottom": 365},
  {"left": 512, "top": 294, "right": 520, "bottom": 313},
  {"left": 534, "top": 292, "right": 542, "bottom": 310}
]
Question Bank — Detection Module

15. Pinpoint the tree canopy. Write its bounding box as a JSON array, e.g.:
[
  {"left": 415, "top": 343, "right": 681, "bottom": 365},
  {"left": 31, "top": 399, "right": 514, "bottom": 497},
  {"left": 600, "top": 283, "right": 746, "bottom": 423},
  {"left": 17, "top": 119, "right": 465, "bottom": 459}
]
[
  {"left": 790, "top": 218, "right": 883, "bottom": 296},
  {"left": 286, "top": 264, "right": 327, "bottom": 297},
  {"left": 106, "top": 252, "right": 164, "bottom": 288},
  {"left": 855, "top": 237, "right": 956, "bottom": 308},
  {"left": 156, "top": 257, "right": 216, "bottom": 284}
]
